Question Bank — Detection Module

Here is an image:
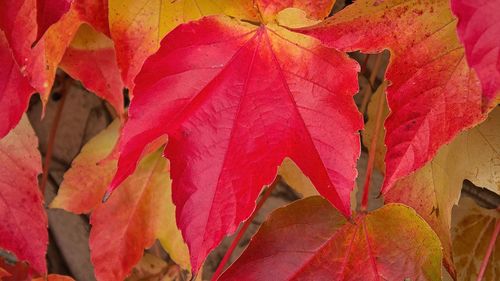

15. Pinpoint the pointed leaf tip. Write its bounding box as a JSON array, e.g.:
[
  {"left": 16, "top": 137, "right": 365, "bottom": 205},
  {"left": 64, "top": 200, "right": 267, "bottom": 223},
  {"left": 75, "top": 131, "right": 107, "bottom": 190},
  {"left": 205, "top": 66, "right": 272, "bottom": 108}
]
[{"left": 102, "top": 190, "right": 112, "bottom": 203}]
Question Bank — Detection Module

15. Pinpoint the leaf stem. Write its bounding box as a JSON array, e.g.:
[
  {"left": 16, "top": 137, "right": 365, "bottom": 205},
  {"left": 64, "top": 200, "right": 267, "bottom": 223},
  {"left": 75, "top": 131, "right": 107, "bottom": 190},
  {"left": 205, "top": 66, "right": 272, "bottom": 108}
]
[
  {"left": 476, "top": 215, "right": 500, "bottom": 281},
  {"left": 39, "top": 75, "right": 69, "bottom": 196},
  {"left": 210, "top": 178, "right": 278, "bottom": 280},
  {"left": 360, "top": 83, "right": 386, "bottom": 212}
]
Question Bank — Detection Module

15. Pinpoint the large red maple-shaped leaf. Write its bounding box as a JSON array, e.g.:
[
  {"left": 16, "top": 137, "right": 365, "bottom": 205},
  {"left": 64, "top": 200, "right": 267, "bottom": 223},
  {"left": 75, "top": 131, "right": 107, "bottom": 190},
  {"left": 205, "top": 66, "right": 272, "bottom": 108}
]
[
  {"left": 299, "top": 0, "right": 487, "bottom": 191},
  {"left": 451, "top": 0, "right": 500, "bottom": 108},
  {"left": 0, "top": 116, "right": 46, "bottom": 275},
  {"left": 108, "top": 15, "right": 361, "bottom": 271}
]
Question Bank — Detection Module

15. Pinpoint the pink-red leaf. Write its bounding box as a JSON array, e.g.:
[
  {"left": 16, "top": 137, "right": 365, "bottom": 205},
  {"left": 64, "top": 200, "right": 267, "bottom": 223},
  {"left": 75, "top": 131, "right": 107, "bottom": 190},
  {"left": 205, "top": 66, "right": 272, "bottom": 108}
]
[
  {"left": 0, "top": 31, "right": 35, "bottom": 138},
  {"left": 109, "top": 16, "right": 362, "bottom": 272},
  {"left": 0, "top": 116, "right": 46, "bottom": 275},
  {"left": 299, "top": 0, "right": 487, "bottom": 192},
  {"left": 35, "top": 0, "right": 73, "bottom": 42},
  {"left": 0, "top": 0, "right": 37, "bottom": 67},
  {"left": 221, "top": 197, "right": 442, "bottom": 281},
  {"left": 451, "top": 0, "right": 500, "bottom": 108}
]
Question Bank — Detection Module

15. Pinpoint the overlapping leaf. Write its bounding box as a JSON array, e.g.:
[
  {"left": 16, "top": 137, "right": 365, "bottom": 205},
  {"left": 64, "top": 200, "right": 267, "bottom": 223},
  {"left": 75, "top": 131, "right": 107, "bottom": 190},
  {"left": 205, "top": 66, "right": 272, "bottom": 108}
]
[
  {"left": 0, "top": 116, "right": 46, "bottom": 275},
  {"left": 0, "top": 31, "right": 35, "bottom": 138},
  {"left": 363, "top": 83, "right": 500, "bottom": 277},
  {"left": 60, "top": 24, "right": 124, "bottom": 117},
  {"left": 451, "top": 197, "right": 499, "bottom": 281},
  {"left": 278, "top": 158, "right": 319, "bottom": 198},
  {"left": 108, "top": 13, "right": 362, "bottom": 271},
  {"left": 0, "top": 0, "right": 37, "bottom": 68},
  {"left": 108, "top": 0, "right": 258, "bottom": 90},
  {"left": 221, "top": 196, "right": 442, "bottom": 280},
  {"left": 28, "top": 0, "right": 119, "bottom": 103},
  {"left": 35, "top": 0, "right": 73, "bottom": 41},
  {"left": 0, "top": 0, "right": 123, "bottom": 139},
  {"left": 300, "top": 0, "right": 488, "bottom": 192},
  {"left": 385, "top": 108, "right": 500, "bottom": 276},
  {"left": 451, "top": 0, "right": 500, "bottom": 108},
  {"left": 51, "top": 121, "right": 189, "bottom": 281}
]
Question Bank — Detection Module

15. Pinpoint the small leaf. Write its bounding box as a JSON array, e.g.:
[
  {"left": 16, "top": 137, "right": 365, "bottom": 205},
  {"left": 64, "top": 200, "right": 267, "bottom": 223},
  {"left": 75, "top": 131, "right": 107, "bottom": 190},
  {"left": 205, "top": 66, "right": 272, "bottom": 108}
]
[
  {"left": 51, "top": 121, "right": 189, "bottom": 281},
  {"left": 452, "top": 197, "right": 500, "bottom": 281},
  {"left": 0, "top": 116, "right": 46, "bottom": 275},
  {"left": 60, "top": 24, "right": 124, "bottom": 117},
  {"left": 27, "top": 0, "right": 111, "bottom": 103},
  {"left": 221, "top": 197, "right": 442, "bottom": 281},
  {"left": 451, "top": 0, "right": 500, "bottom": 109}
]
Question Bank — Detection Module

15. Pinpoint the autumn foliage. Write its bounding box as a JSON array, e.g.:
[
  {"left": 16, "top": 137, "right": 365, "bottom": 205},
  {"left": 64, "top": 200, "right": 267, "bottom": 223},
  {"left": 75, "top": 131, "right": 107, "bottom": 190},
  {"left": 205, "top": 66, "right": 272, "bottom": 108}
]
[{"left": 0, "top": 0, "right": 499, "bottom": 281}]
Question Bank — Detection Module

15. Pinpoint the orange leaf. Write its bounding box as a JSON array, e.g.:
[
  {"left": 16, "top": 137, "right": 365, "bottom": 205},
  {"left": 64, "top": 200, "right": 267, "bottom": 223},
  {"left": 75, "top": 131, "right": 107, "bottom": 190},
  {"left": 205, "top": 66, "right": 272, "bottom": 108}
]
[{"left": 51, "top": 122, "right": 189, "bottom": 281}]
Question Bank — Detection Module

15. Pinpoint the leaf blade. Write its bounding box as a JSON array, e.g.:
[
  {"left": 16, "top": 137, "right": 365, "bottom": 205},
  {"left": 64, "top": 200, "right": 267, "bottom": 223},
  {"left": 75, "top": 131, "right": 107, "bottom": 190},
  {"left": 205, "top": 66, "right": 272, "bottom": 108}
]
[
  {"left": 0, "top": 116, "right": 46, "bottom": 275},
  {"left": 109, "top": 15, "right": 362, "bottom": 272},
  {"left": 221, "top": 197, "right": 442, "bottom": 281}
]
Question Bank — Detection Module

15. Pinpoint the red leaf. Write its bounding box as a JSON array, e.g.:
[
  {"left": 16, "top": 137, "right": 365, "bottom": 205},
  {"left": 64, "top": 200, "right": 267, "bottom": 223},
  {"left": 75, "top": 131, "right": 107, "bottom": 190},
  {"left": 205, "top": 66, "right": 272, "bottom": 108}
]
[
  {"left": 451, "top": 0, "right": 500, "bottom": 109},
  {"left": 0, "top": 0, "right": 37, "bottom": 67},
  {"left": 299, "top": 0, "right": 487, "bottom": 191},
  {"left": 0, "top": 116, "right": 46, "bottom": 275},
  {"left": 71, "top": 0, "right": 109, "bottom": 35},
  {"left": 220, "top": 197, "right": 442, "bottom": 281},
  {"left": 60, "top": 24, "right": 124, "bottom": 117},
  {"left": 109, "top": 16, "right": 362, "bottom": 272},
  {"left": 0, "top": 30, "right": 35, "bottom": 138},
  {"left": 27, "top": 0, "right": 113, "bottom": 102},
  {"left": 35, "top": 0, "right": 73, "bottom": 42}
]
